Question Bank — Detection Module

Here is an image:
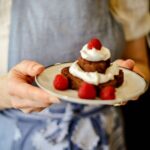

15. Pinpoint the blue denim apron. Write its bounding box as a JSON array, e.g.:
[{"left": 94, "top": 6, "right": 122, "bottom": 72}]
[{"left": 0, "top": 0, "right": 126, "bottom": 150}]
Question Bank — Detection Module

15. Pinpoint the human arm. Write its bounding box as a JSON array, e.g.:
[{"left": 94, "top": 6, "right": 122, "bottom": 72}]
[
  {"left": 110, "top": 0, "right": 150, "bottom": 81},
  {"left": 122, "top": 37, "right": 150, "bottom": 81},
  {"left": 0, "top": 60, "right": 60, "bottom": 113},
  {"left": 116, "top": 37, "right": 150, "bottom": 82}
]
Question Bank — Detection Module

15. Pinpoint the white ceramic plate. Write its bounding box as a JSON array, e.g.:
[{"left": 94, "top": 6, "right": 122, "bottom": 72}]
[{"left": 35, "top": 63, "right": 148, "bottom": 105}]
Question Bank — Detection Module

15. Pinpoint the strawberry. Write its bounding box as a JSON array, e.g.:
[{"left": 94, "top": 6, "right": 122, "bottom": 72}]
[
  {"left": 87, "top": 38, "right": 102, "bottom": 50},
  {"left": 53, "top": 74, "right": 69, "bottom": 90},
  {"left": 78, "top": 82, "right": 96, "bottom": 99},
  {"left": 99, "top": 86, "right": 116, "bottom": 100}
]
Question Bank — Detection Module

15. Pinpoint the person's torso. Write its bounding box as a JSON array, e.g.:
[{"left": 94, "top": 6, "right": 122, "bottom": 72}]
[
  {"left": 8, "top": 0, "right": 125, "bottom": 69},
  {"left": 4, "top": 2, "right": 126, "bottom": 150}
]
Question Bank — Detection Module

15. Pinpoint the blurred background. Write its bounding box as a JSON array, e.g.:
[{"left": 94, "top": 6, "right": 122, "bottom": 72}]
[{"left": 121, "top": 45, "right": 150, "bottom": 150}]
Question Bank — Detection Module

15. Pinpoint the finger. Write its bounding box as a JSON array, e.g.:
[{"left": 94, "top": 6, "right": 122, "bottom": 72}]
[
  {"left": 115, "top": 59, "right": 135, "bottom": 70},
  {"left": 21, "top": 108, "right": 34, "bottom": 113},
  {"left": 33, "top": 107, "right": 45, "bottom": 112},
  {"left": 9, "top": 81, "right": 60, "bottom": 104},
  {"left": 21, "top": 107, "right": 45, "bottom": 113},
  {"left": 114, "top": 101, "right": 128, "bottom": 106},
  {"left": 123, "top": 59, "right": 135, "bottom": 70},
  {"left": 13, "top": 60, "right": 45, "bottom": 77},
  {"left": 131, "top": 96, "right": 139, "bottom": 101},
  {"left": 10, "top": 96, "right": 51, "bottom": 109},
  {"left": 114, "top": 59, "right": 124, "bottom": 65}
]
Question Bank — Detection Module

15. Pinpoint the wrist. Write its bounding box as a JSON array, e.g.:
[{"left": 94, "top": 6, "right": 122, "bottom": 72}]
[{"left": 134, "top": 62, "right": 150, "bottom": 82}]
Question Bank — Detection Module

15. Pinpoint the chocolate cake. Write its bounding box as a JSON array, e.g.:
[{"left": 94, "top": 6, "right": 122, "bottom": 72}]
[
  {"left": 61, "top": 38, "right": 124, "bottom": 90},
  {"left": 54, "top": 38, "right": 124, "bottom": 99}
]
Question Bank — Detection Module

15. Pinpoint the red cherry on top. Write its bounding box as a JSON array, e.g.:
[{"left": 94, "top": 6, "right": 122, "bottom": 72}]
[{"left": 87, "top": 38, "right": 102, "bottom": 50}]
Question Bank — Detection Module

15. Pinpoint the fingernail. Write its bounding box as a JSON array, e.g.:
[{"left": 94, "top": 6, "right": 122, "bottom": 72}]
[
  {"left": 34, "top": 64, "right": 44, "bottom": 71},
  {"left": 49, "top": 97, "right": 61, "bottom": 103}
]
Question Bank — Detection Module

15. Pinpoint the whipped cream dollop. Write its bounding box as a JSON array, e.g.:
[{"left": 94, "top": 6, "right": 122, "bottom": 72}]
[
  {"left": 80, "top": 44, "right": 111, "bottom": 62},
  {"left": 69, "top": 61, "right": 120, "bottom": 85}
]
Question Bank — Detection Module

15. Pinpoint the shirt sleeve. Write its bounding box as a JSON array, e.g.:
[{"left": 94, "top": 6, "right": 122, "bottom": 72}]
[
  {"left": 0, "top": 0, "right": 12, "bottom": 74},
  {"left": 109, "top": 0, "right": 150, "bottom": 41}
]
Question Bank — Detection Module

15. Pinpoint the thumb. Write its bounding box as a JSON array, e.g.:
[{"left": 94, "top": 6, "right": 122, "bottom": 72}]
[
  {"left": 13, "top": 60, "right": 45, "bottom": 76},
  {"left": 115, "top": 59, "right": 135, "bottom": 70},
  {"left": 123, "top": 59, "right": 135, "bottom": 70}
]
